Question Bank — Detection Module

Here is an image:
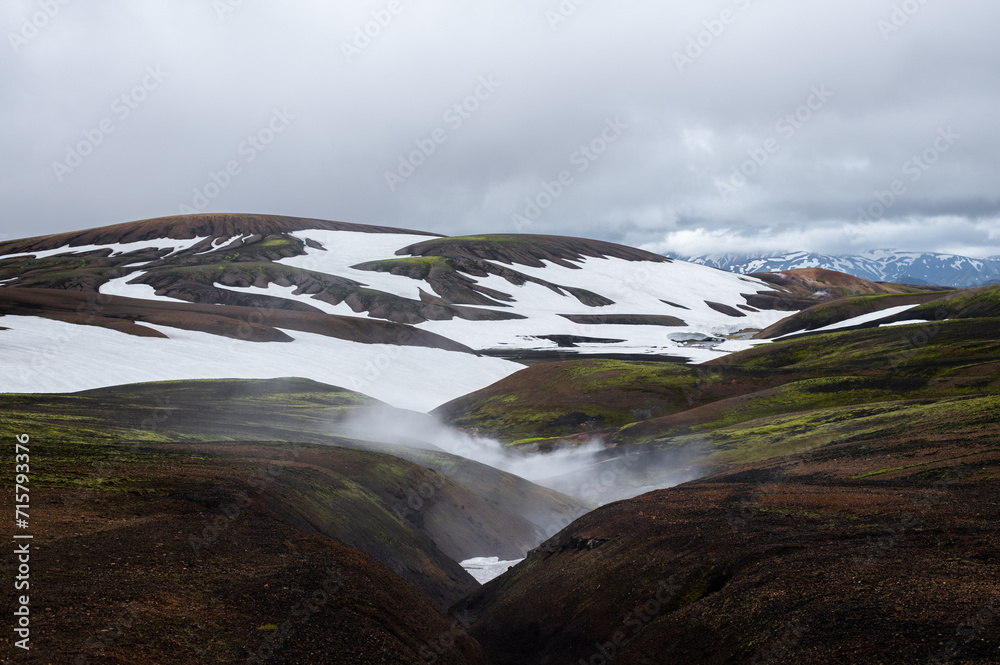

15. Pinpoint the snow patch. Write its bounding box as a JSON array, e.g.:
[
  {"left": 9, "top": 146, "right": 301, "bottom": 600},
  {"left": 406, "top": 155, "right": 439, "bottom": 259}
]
[
  {"left": 0, "top": 315, "right": 521, "bottom": 412},
  {"left": 782, "top": 304, "right": 921, "bottom": 337},
  {"left": 212, "top": 282, "right": 359, "bottom": 316},
  {"left": 0, "top": 237, "right": 210, "bottom": 261},
  {"left": 195, "top": 235, "right": 246, "bottom": 255},
  {"left": 461, "top": 557, "right": 524, "bottom": 584},
  {"left": 276, "top": 230, "right": 434, "bottom": 301},
  {"left": 414, "top": 256, "right": 789, "bottom": 362},
  {"left": 99, "top": 272, "right": 190, "bottom": 303},
  {"left": 879, "top": 319, "right": 934, "bottom": 327}
]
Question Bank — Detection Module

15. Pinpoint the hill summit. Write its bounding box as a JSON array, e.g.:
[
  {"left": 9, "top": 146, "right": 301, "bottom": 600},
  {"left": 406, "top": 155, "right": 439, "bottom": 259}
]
[{"left": 2, "top": 214, "right": 796, "bottom": 410}]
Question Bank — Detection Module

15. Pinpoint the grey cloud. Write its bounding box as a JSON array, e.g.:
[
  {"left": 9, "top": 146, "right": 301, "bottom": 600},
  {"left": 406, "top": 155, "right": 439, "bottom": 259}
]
[{"left": 2, "top": 0, "right": 999, "bottom": 257}]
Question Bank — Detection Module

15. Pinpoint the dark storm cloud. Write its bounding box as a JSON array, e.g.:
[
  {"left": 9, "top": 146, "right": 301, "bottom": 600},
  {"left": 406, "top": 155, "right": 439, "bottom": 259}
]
[{"left": 2, "top": 0, "right": 998, "bottom": 256}]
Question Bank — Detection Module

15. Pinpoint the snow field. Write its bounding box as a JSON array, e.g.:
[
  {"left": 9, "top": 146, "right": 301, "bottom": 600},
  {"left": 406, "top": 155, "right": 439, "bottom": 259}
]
[
  {"left": 0, "top": 315, "right": 521, "bottom": 412},
  {"left": 277, "top": 231, "right": 435, "bottom": 301}
]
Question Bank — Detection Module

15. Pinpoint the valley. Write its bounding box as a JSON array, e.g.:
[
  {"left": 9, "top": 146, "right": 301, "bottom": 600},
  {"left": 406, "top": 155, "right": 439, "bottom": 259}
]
[{"left": 1, "top": 214, "right": 998, "bottom": 663}]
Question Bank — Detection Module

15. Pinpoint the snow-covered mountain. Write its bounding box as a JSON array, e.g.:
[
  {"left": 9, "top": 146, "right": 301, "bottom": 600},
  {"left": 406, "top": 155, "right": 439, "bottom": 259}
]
[
  {"left": 671, "top": 250, "right": 1000, "bottom": 288},
  {"left": 0, "top": 214, "right": 795, "bottom": 410}
]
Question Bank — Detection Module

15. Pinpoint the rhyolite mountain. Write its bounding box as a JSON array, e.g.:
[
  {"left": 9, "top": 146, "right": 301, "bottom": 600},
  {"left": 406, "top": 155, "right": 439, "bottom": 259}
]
[
  {"left": 3, "top": 214, "right": 999, "bottom": 663},
  {"left": 7, "top": 295, "right": 999, "bottom": 663},
  {"left": 1, "top": 213, "right": 806, "bottom": 411},
  {"left": 673, "top": 249, "right": 1000, "bottom": 288}
]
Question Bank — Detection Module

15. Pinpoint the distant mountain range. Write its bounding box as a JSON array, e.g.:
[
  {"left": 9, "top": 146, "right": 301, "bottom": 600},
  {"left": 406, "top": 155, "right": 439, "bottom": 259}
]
[{"left": 669, "top": 250, "right": 1000, "bottom": 288}]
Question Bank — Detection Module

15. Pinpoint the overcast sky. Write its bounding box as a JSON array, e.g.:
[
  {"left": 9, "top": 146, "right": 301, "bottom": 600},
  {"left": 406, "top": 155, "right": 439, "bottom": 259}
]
[{"left": 3, "top": 1, "right": 999, "bottom": 257}]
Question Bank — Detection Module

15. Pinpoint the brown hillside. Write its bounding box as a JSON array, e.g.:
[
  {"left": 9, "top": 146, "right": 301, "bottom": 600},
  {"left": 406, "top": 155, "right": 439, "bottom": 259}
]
[
  {"left": 5, "top": 442, "right": 490, "bottom": 664},
  {"left": 398, "top": 233, "right": 671, "bottom": 269},
  {"left": 751, "top": 267, "right": 940, "bottom": 297},
  {"left": 0, "top": 213, "right": 439, "bottom": 254},
  {"left": 743, "top": 267, "right": 944, "bottom": 312},
  {"left": 0, "top": 287, "right": 476, "bottom": 350},
  {"left": 458, "top": 426, "right": 1000, "bottom": 664}
]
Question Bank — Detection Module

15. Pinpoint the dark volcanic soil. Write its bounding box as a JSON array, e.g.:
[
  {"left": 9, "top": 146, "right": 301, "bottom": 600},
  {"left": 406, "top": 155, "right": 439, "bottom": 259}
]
[
  {"left": 0, "top": 213, "right": 439, "bottom": 255},
  {"left": 0, "top": 444, "right": 489, "bottom": 664},
  {"left": 397, "top": 234, "right": 670, "bottom": 269},
  {"left": 456, "top": 432, "right": 1000, "bottom": 665}
]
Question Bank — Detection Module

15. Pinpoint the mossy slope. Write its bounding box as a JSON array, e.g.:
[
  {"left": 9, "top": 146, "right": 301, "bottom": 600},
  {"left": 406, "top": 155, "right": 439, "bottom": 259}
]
[
  {"left": 439, "top": 318, "right": 1000, "bottom": 475},
  {"left": 0, "top": 378, "right": 591, "bottom": 607}
]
